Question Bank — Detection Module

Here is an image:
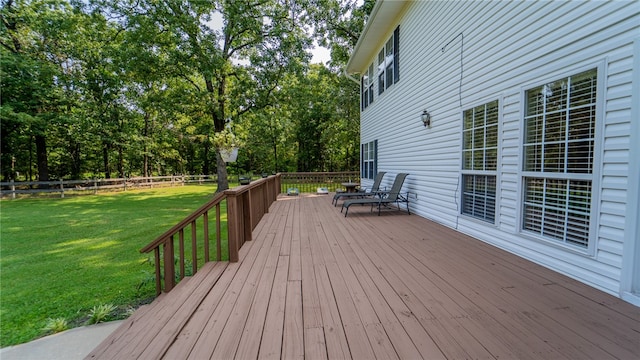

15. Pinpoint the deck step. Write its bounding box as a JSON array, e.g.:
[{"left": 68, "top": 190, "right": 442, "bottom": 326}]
[{"left": 86, "top": 261, "right": 229, "bottom": 359}]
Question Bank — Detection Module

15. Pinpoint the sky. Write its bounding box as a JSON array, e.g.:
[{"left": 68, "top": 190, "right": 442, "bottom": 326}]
[
  {"left": 205, "top": 12, "right": 332, "bottom": 65},
  {"left": 311, "top": 44, "right": 332, "bottom": 64}
]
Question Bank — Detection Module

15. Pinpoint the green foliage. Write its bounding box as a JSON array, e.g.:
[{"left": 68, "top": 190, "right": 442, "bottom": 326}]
[
  {"left": 0, "top": 185, "right": 223, "bottom": 346},
  {"left": 42, "top": 318, "right": 69, "bottom": 334},
  {"left": 86, "top": 304, "right": 117, "bottom": 325}
]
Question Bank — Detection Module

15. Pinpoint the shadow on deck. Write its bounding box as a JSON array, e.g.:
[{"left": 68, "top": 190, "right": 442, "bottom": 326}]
[{"left": 88, "top": 193, "right": 640, "bottom": 359}]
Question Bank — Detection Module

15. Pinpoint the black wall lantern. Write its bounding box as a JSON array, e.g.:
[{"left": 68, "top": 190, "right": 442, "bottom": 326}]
[{"left": 421, "top": 110, "right": 431, "bottom": 127}]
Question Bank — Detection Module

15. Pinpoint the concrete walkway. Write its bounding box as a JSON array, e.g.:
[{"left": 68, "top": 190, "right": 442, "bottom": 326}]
[{"left": 0, "top": 320, "right": 123, "bottom": 360}]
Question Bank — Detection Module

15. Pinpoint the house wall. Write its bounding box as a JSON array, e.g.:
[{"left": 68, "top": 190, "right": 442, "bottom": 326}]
[{"left": 358, "top": 0, "right": 639, "bottom": 298}]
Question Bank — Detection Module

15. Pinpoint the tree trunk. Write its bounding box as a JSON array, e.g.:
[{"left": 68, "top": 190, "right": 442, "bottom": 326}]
[
  {"left": 143, "top": 112, "right": 149, "bottom": 177},
  {"left": 118, "top": 146, "right": 124, "bottom": 178},
  {"left": 273, "top": 138, "right": 278, "bottom": 173},
  {"left": 205, "top": 75, "right": 229, "bottom": 193},
  {"left": 215, "top": 149, "right": 229, "bottom": 192},
  {"left": 70, "top": 140, "right": 81, "bottom": 179},
  {"left": 202, "top": 139, "right": 210, "bottom": 176},
  {"left": 35, "top": 134, "right": 49, "bottom": 181},
  {"left": 103, "top": 143, "right": 111, "bottom": 179}
]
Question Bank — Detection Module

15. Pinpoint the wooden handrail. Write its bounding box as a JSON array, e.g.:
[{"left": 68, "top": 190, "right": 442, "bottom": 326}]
[
  {"left": 139, "top": 192, "right": 226, "bottom": 253},
  {"left": 139, "top": 174, "right": 281, "bottom": 295}
]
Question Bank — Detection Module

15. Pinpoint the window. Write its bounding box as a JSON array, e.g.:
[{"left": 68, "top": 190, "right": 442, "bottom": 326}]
[
  {"left": 361, "top": 140, "right": 377, "bottom": 180},
  {"left": 522, "top": 68, "right": 597, "bottom": 248},
  {"left": 361, "top": 63, "right": 374, "bottom": 110},
  {"left": 462, "top": 100, "right": 498, "bottom": 223},
  {"left": 377, "top": 49, "right": 385, "bottom": 94},
  {"left": 377, "top": 25, "right": 400, "bottom": 95}
]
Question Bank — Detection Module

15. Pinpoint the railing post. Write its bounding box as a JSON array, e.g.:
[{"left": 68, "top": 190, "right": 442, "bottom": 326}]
[
  {"left": 94, "top": 179, "right": 98, "bottom": 195},
  {"left": 225, "top": 191, "right": 241, "bottom": 262},
  {"left": 154, "top": 248, "right": 162, "bottom": 295},
  {"left": 203, "top": 211, "right": 210, "bottom": 263},
  {"left": 60, "top": 179, "right": 64, "bottom": 198},
  {"left": 163, "top": 236, "right": 175, "bottom": 292},
  {"left": 11, "top": 179, "right": 16, "bottom": 199},
  {"left": 243, "top": 191, "right": 252, "bottom": 241}
]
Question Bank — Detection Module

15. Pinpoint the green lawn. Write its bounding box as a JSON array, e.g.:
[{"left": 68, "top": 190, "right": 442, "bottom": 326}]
[{"left": 0, "top": 185, "right": 225, "bottom": 347}]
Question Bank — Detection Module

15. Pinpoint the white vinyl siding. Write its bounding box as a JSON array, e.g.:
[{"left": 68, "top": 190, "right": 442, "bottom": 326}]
[{"left": 356, "top": 0, "right": 638, "bottom": 297}]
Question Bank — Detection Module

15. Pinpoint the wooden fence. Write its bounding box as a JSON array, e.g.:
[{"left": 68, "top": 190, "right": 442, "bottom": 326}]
[
  {"left": 139, "top": 174, "right": 281, "bottom": 295},
  {"left": 0, "top": 175, "right": 217, "bottom": 199}
]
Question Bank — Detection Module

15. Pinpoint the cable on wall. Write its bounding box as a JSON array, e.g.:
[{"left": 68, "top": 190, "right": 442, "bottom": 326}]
[
  {"left": 441, "top": 32, "right": 464, "bottom": 229},
  {"left": 441, "top": 32, "right": 464, "bottom": 109}
]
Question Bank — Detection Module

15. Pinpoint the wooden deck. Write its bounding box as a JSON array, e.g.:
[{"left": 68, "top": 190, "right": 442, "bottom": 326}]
[{"left": 88, "top": 194, "right": 640, "bottom": 359}]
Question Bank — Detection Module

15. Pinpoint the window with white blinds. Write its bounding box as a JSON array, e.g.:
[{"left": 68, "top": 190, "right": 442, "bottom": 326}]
[
  {"left": 461, "top": 100, "right": 498, "bottom": 223},
  {"left": 522, "top": 68, "right": 597, "bottom": 248}
]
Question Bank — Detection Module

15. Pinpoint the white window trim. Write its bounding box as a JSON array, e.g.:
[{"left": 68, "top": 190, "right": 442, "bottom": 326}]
[{"left": 516, "top": 61, "right": 606, "bottom": 257}]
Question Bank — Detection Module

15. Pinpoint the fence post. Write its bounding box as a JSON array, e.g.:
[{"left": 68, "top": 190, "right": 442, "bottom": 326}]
[
  {"left": 123, "top": 178, "right": 127, "bottom": 191},
  {"left": 94, "top": 179, "right": 98, "bottom": 195},
  {"left": 60, "top": 179, "right": 64, "bottom": 198},
  {"left": 11, "top": 180, "right": 16, "bottom": 199}
]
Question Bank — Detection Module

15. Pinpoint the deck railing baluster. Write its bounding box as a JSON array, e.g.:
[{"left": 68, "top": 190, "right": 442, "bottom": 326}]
[
  {"left": 179, "top": 229, "right": 185, "bottom": 280},
  {"left": 204, "top": 212, "right": 210, "bottom": 263},
  {"left": 216, "top": 204, "right": 222, "bottom": 261}
]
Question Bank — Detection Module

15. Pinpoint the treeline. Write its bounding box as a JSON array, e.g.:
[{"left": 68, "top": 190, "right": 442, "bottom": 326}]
[{"left": 1, "top": 0, "right": 372, "bottom": 190}]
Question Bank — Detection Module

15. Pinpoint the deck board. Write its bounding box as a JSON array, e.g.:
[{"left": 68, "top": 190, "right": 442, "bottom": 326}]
[{"left": 88, "top": 193, "right": 640, "bottom": 359}]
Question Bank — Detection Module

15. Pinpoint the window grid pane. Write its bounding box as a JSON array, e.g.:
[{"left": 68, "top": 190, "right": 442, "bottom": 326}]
[
  {"left": 523, "top": 177, "right": 591, "bottom": 248},
  {"left": 378, "top": 50, "right": 385, "bottom": 95},
  {"left": 462, "top": 175, "right": 496, "bottom": 222},
  {"left": 462, "top": 100, "right": 498, "bottom": 171},
  {"left": 524, "top": 69, "right": 596, "bottom": 174}
]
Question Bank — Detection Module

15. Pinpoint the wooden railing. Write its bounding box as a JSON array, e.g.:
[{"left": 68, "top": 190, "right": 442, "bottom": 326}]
[
  {"left": 139, "top": 174, "right": 281, "bottom": 295},
  {"left": 280, "top": 171, "right": 360, "bottom": 193}
]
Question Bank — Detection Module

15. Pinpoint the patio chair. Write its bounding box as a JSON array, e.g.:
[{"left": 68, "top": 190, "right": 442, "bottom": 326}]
[
  {"left": 341, "top": 173, "right": 410, "bottom": 217},
  {"left": 332, "top": 171, "right": 387, "bottom": 206}
]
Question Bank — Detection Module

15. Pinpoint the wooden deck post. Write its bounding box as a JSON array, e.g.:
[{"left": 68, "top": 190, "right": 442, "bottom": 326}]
[
  {"left": 163, "top": 236, "right": 175, "bottom": 292},
  {"left": 226, "top": 192, "right": 240, "bottom": 262},
  {"left": 243, "top": 191, "right": 252, "bottom": 242}
]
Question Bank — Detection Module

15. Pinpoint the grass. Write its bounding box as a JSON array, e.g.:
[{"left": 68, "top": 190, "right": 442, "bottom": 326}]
[{"left": 0, "top": 184, "right": 228, "bottom": 347}]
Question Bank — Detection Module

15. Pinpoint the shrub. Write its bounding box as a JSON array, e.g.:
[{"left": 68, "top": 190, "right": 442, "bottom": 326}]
[
  {"left": 86, "top": 304, "right": 117, "bottom": 325},
  {"left": 42, "top": 318, "right": 68, "bottom": 334}
]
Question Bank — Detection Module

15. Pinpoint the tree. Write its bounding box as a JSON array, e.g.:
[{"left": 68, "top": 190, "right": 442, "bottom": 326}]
[
  {"left": 0, "top": 0, "right": 75, "bottom": 181},
  {"left": 114, "top": 0, "right": 310, "bottom": 191},
  {"left": 307, "top": 0, "right": 374, "bottom": 67}
]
